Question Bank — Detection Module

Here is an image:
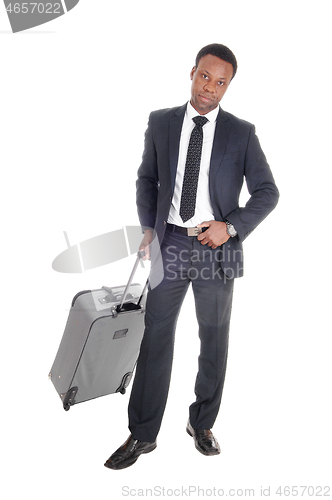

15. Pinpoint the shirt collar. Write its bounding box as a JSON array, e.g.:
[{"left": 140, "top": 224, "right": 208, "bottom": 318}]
[{"left": 186, "top": 101, "right": 220, "bottom": 123}]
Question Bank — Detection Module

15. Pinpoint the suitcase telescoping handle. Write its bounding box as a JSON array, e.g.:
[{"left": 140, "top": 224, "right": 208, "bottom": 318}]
[{"left": 119, "top": 250, "right": 148, "bottom": 311}]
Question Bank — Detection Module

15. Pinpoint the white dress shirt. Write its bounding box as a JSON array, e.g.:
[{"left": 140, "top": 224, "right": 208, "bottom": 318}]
[{"left": 167, "top": 101, "right": 219, "bottom": 227}]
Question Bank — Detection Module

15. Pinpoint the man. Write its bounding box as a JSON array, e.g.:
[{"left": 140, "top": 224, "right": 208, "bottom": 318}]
[{"left": 104, "top": 43, "right": 279, "bottom": 470}]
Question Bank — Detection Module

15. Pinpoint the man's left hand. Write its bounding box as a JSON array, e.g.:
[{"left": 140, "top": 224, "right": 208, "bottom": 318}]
[{"left": 196, "top": 220, "right": 230, "bottom": 249}]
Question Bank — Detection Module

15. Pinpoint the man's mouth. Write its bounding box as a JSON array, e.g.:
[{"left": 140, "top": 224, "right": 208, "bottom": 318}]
[{"left": 199, "top": 94, "right": 213, "bottom": 102}]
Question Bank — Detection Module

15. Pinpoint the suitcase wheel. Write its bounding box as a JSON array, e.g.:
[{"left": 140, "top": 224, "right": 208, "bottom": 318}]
[
  {"left": 62, "top": 387, "right": 78, "bottom": 411},
  {"left": 116, "top": 373, "right": 133, "bottom": 395}
]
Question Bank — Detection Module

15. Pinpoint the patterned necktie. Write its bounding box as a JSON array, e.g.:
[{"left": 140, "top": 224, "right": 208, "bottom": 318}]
[{"left": 179, "top": 115, "right": 209, "bottom": 223}]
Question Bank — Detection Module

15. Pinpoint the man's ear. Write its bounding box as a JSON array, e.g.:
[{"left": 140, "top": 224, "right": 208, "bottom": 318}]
[{"left": 190, "top": 66, "right": 196, "bottom": 80}]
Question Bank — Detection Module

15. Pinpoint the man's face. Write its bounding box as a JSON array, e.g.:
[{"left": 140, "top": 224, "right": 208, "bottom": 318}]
[{"left": 190, "top": 54, "right": 233, "bottom": 115}]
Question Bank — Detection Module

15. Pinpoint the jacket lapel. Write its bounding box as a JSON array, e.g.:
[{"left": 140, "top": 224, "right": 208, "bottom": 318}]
[
  {"left": 169, "top": 104, "right": 186, "bottom": 192},
  {"left": 209, "top": 108, "right": 231, "bottom": 191}
]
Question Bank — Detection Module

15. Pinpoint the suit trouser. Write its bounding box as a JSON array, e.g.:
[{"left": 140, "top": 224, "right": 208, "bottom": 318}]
[{"left": 128, "top": 227, "right": 234, "bottom": 443}]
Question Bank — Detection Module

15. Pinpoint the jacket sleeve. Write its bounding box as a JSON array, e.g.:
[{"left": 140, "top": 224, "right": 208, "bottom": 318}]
[
  {"left": 226, "top": 125, "right": 279, "bottom": 241},
  {"left": 136, "top": 112, "right": 159, "bottom": 231}
]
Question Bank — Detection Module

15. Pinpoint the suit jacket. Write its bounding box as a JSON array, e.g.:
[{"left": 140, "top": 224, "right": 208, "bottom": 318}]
[{"left": 136, "top": 103, "right": 279, "bottom": 278}]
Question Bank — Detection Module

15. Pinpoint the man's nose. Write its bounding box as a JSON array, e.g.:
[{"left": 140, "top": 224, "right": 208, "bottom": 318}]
[{"left": 203, "top": 81, "right": 216, "bottom": 94}]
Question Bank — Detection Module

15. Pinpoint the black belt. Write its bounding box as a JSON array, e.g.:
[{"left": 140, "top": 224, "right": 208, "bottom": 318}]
[{"left": 166, "top": 223, "right": 204, "bottom": 236}]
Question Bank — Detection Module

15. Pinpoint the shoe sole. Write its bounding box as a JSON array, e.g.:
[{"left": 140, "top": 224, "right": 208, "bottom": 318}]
[
  {"left": 186, "top": 426, "right": 193, "bottom": 437},
  {"left": 186, "top": 426, "right": 220, "bottom": 456},
  {"left": 104, "top": 443, "right": 157, "bottom": 470}
]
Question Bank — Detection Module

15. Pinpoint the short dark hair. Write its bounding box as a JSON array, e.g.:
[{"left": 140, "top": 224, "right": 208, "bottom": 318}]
[{"left": 195, "top": 43, "right": 237, "bottom": 79}]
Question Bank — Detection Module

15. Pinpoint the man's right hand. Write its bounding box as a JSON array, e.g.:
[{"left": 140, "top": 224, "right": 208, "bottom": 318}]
[{"left": 139, "top": 229, "right": 153, "bottom": 260}]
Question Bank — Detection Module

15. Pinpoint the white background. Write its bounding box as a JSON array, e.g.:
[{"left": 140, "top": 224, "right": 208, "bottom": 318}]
[{"left": 1, "top": 1, "right": 331, "bottom": 498}]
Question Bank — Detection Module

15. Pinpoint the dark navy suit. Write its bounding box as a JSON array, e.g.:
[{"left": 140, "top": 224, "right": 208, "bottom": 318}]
[{"left": 128, "top": 104, "right": 279, "bottom": 442}]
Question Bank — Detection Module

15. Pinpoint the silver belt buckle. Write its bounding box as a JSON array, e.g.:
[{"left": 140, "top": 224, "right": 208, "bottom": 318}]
[{"left": 187, "top": 227, "right": 202, "bottom": 236}]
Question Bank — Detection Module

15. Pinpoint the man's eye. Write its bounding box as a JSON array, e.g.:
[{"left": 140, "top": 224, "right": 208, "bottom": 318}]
[
  {"left": 202, "top": 74, "right": 208, "bottom": 79},
  {"left": 218, "top": 81, "right": 225, "bottom": 86}
]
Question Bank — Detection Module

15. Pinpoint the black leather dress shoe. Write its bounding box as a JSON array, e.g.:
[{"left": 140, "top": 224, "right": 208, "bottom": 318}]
[
  {"left": 186, "top": 420, "right": 221, "bottom": 456},
  {"left": 104, "top": 434, "right": 157, "bottom": 470}
]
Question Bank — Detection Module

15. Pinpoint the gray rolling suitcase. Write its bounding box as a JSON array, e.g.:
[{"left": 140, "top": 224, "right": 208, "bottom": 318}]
[{"left": 49, "top": 253, "right": 148, "bottom": 411}]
